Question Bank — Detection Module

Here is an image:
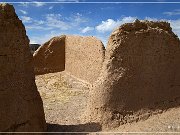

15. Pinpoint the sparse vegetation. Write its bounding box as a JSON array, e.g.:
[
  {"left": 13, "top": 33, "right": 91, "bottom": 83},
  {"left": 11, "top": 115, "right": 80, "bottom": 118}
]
[{"left": 36, "top": 72, "right": 84, "bottom": 104}]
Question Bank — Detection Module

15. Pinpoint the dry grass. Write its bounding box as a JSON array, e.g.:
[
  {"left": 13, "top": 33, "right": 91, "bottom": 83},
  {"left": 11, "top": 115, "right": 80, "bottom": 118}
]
[
  {"left": 36, "top": 72, "right": 83, "bottom": 104},
  {"left": 35, "top": 71, "right": 89, "bottom": 125}
]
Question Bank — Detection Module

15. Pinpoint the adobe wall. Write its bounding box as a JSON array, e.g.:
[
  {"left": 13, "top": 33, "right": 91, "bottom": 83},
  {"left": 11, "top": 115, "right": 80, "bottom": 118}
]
[
  {"left": 33, "top": 36, "right": 65, "bottom": 75},
  {"left": 0, "top": 4, "right": 46, "bottom": 132},
  {"left": 33, "top": 35, "right": 105, "bottom": 84},
  {"left": 65, "top": 35, "right": 105, "bottom": 83},
  {"left": 84, "top": 20, "right": 180, "bottom": 129}
]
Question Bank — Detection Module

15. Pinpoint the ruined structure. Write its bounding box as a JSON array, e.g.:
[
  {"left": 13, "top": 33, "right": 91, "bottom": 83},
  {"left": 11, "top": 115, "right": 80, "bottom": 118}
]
[
  {"left": 33, "top": 35, "right": 105, "bottom": 83},
  {"left": 33, "top": 36, "right": 66, "bottom": 75},
  {"left": 0, "top": 4, "right": 46, "bottom": 132},
  {"left": 65, "top": 36, "right": 105, "bottom": 83},
  {"left": 85, "top": 20, "right": 180, "bottom": 129}
]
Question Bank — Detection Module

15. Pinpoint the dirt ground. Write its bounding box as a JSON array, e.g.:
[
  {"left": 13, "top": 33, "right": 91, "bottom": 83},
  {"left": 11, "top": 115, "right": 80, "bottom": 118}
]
[
  {"left": 35, "top": 72, "right": 101, "bottom": 133},
  {"left": 35, "top": 72, "right": 180, "bottom": 134}
]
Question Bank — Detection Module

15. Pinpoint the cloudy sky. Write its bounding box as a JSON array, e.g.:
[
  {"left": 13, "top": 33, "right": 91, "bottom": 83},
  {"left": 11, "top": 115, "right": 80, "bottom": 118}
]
[{"left": 2, "top": 0, "right": 180, "bottom": 45}]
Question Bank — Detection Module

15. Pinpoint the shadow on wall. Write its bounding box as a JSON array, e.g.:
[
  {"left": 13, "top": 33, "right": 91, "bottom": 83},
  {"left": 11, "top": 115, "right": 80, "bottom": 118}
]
[
  {"left": 33, "top": 36, "right": 66, "bottom": 75},
  {"left": 47, "top": 122, "right": 102, "bottom": 134}
]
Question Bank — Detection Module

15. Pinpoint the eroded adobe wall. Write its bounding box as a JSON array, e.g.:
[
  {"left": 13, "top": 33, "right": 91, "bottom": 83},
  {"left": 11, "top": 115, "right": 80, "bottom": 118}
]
[
  {"left": 33, "top": 36, "right": 66, "bottom": 75},
  {"left": 0, "top": 4, "right": 46, "bottom": 132},
  {"left": 65, "top": 35, "right": 105, "bottom": 83},
  {"left": 85, "top": 20, "right": 180, "bottom": 129},
  {"left": 33, "top": 35, "right": 105, "bottom": 84}
]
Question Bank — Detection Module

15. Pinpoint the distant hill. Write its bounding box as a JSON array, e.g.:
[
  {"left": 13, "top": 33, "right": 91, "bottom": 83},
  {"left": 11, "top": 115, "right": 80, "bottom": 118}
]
[{"left": 30, "top": 44, "right": 40, "bottom": 54}]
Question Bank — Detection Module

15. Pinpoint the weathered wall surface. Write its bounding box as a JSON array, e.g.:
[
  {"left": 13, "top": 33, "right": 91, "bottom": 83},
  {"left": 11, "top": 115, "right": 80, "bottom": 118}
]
[
  {"left": 33, "top": 36, "right": 65, "bottom": 75},
  {"left": 65, "top": 35, "right": 105, "bottom": 83},
  {"left": 85, "top": 20, "right": 180, "bottom": 129},
  {"left": 0, "top": 4, "right": 46, "bottom": 132},
  {"left": 33, "top": 35, "right": 105, "bottom": 84}
]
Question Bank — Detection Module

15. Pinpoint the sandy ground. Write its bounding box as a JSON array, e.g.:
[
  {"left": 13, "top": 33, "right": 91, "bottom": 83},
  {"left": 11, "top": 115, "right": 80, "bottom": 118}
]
[
  {"left": 35, "top": 72, "right": 101, "bottom": 133},
  {"left": 35, "top": 72, "right": 180, "bottom": 134},
  {"left": 109, "top": 107, "right": 180, "bottom": 132}
]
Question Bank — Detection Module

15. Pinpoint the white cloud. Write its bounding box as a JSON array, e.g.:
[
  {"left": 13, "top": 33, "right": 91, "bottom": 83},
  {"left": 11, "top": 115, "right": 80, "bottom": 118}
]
[
  {"left": 36, "top": 20, "right": 45, "bottom": 25},
  {"left": 18, "top": 3, "right": 29, "bottom": 7},
  {"left": 96, "top": 17, "right": 136, "bottom": 33},
  {"left": 19, "top": 10, "right": 27, "bottom": 15},
  {"left": 96, "top": 34, "right": 109, "bottom": 46},
  {"left": 18, "top": 1, "right": 46, "bottom": 7},
  {"left": 32, "top": 1, "right": 46, "bottom": 7},
  {"left": 96, "top": 19, "right": 118, "bottom": 33},
  {"left": 25, "top": 14, "right": 180, "bottom": 45},
  {"left": 144, "top": 17, "right": 158, "bottom": 21},
  {"left": 144, "top": 17, "right": 180, "bottom": 37},
  {"left": 43, "top": 13, "right": 88, "bottom": 30},
  {"left": 81, "top": 27, "right": 94, "bottom": 33},
  {"left": 101, "top": 6, "right": 115, "bottom": 10},
  {"left": 21, "top": 13, "right": 88, "bottom": 32},
  {"left": 49, "top": 6, "right": 53, "bottom": 10},
  {"left": 45, "top": 14, "right": 71, "bottom": 30},
  {"left": 46, "top": 13, "right": 62, "bottom": 19},
  {"left": 74, "top": 13, "right": 84, "bottom": 22},
  {"left": 30, "top": 39, "right": 38, "bottom": 44},
  {"left": 67, "top": 13, "right": 88, "bottom": 26},
  {"left": 30, "top": 31, "right": 63, "bottom": 44},
  {"left": 20, "top": 16, "right": 46, "bottom": 30},
  {"left": 95, "top": 16, "right": 180, "bottom": 46},
  {"left": 121, "top": 16, "right": 137, "bottom": 23},
  {"left": 20, "top": 16, "right": 32, "bottom": 23},
  {"left": 26, "top": 25, "right": 52, "bottom": 30},
  {"left": 168, "top": 19, "right": 180, "bottom": 36},
  {"left": 163, "top": 9, "right": 180, "bottom": 16}
]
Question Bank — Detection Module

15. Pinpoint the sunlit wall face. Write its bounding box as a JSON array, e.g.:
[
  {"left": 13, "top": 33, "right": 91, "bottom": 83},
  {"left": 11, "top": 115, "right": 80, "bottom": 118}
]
[{"left": 2, "top": 0, "right": 180, "bottom": 46}]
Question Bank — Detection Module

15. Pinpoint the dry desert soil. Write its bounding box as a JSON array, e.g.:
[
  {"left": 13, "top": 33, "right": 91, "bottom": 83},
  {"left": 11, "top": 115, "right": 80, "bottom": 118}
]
[{"left": 35, "top": 71, "right": 180, "bottom": 134}]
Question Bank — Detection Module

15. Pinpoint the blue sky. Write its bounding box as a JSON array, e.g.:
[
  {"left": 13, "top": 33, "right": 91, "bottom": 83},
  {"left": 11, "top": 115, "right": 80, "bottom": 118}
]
[{"left": 2, "top": 0, "right": 180, "bottom": 45}]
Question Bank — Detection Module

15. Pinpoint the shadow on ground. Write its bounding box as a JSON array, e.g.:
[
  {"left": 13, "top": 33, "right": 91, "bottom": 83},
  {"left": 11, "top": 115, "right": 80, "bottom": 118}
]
[{"left": 47, "top": 122, "right": 102, "bottom": 134}]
